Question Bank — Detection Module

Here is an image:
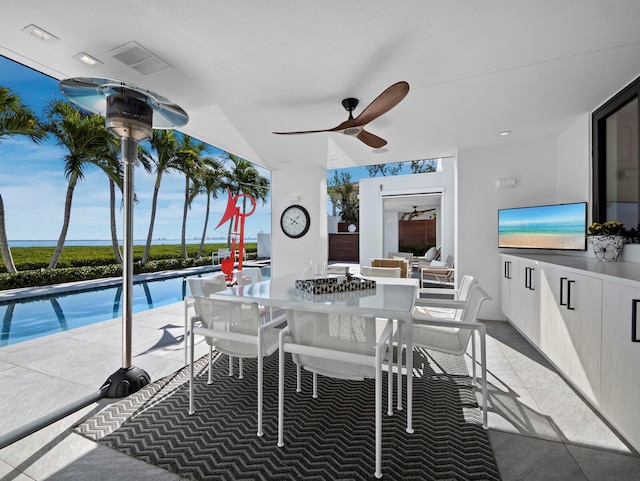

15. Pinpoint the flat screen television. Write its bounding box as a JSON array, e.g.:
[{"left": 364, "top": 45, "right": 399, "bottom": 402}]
[{"left": 498, "top": 202, "right": 587, "bottom": 250}]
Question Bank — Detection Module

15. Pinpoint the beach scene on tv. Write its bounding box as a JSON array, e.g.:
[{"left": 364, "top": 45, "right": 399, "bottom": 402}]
[{"left": 498, "top": 203, "right": 587, "bottom": 250}]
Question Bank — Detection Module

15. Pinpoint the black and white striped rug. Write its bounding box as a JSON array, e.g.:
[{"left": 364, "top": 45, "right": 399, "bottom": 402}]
[{"left": 75, "top": 348, "right": 500, "bottom": 480}]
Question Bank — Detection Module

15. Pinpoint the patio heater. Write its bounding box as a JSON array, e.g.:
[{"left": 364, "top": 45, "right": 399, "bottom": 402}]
[{"left": 59, "top": 78, "right": 189, "bottom": 397}]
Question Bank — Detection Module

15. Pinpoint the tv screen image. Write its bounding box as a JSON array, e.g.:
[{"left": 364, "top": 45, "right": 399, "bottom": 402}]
[{"left": 498, "top": 202, "right": 587, "bottom": 250}]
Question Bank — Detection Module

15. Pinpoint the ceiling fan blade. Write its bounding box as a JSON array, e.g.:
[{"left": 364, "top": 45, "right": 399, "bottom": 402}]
[
  {"left": 273, "top": 118, "right": 357, "bottom": 135},
  {"left": 352, "top": 81, "right": 409, "bottom": 127},
  {"left": 357, "top": 129, "right": 387, "bottom": 148},
  {"left": 273, "top": 128, "right": 334, "bottom": 135}
]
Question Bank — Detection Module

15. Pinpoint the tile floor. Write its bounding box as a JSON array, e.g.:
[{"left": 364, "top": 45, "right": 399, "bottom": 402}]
[{"left": 0, "top": 280, "right": 639, "bottom": 480}]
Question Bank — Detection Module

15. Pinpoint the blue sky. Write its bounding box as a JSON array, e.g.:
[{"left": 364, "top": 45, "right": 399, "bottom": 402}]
[
  {"left": 499, "top": 202, "right": 587, "bottom": 226},
  {"left": 0, "top": 55, "right": 274, "bottom": 241},
  {"left": 0, "top": 55, "right": 423, "bottom": 242}
]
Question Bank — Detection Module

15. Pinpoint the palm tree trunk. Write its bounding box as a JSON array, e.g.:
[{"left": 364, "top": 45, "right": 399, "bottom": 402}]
[
  {"left": 0, "top": 194, "right": 17, "bottom": 273},
  {"left": 197, "top": 194, "right": 211, "bottom": 258},
  {"left": 227, "top": 221, "right": 233, "bottom": 248},
  {"left": 142, "top": 174, "right": 162, "bottom": 265},
  {"left": 109, "top": 179, "right": 122, "bottom": 264},
  {"left": 48, "top": 175, "right": 77, "bottom": 269},
  {"left": 181, "top": 177, "right": 189, "bottom": 259}
]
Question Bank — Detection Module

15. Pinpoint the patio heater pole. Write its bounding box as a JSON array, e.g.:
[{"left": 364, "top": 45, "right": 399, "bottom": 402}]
[
  {"left": 120, "top": 135, "right": 137, "bottom": 371},
  {"left": 102, "top": 94, "right": 153, "bottom": 397},
  {"left": 58, "top": 78, "right": 189, "bottom": 398}
]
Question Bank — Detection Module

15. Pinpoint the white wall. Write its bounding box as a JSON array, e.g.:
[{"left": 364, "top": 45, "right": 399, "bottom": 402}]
[
  {"left": 457, "top": 137, "right": 559, "bottom": 320},
  {"left": 359, "top": 159, "right": 455, "bottom": 267},
  {"left": 270, "top": 165, "right": 328, "bottom": 277},
  {"left": 257, "top": 233, "right": 271, "bottom": 258},
  {"left": 383, "top": 211, "right": 400, "bottom": 255},
  {"left": 556, "top": 114, "right": 591, "bottom": 204}
]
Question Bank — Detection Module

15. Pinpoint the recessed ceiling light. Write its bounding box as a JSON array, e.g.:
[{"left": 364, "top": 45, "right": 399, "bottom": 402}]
[
  {"left": 73, "top": 52, "right": 102, "bottom": 66},
  {"left": 22, "top": 24, "right": 58, "bottom": 43},
  {"left": 499, "top": 130, "right": 512, "bottom": 136},
  {"left": 280, "top": 160, "right": 290, "bottom": 165}
]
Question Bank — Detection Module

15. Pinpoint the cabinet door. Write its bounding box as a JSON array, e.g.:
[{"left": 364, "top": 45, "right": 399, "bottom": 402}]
[
  {"left": 500, "top": 256, "right": 513, "bottom": 318},
  {"left": 510, "top": 259, "right": 540, "bottom": 345},
  {"left": 540, "top": 266, "right": 602, "bottom": 403},
  {"left": 601, "top": 282, "right": 640, "bottom": 451}
]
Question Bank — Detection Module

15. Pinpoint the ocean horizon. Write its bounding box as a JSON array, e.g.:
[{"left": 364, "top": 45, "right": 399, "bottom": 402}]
[{"left": 9, "top": 238, "right": 259, "bottom": 248}]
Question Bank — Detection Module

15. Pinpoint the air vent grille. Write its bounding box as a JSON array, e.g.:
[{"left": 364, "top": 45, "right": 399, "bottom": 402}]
[{"left": 109, "top": 41, "right": 169, "bottom": 76}]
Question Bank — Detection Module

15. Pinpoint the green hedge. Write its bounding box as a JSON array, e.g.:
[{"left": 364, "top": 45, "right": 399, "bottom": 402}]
[
  {"left": 0, "top": 243, "right": 259, "bottom": 290},
  {"left": 4, "top": 243, "right": 257, "bottom": 272},
  {"left": 0, "top": 256, "right": 218, "bottom": 290}
]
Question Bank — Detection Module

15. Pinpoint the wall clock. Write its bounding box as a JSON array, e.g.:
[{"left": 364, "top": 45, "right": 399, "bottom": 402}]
[{"left": 280, "top": 204, "right": 310, "bottom": 238}]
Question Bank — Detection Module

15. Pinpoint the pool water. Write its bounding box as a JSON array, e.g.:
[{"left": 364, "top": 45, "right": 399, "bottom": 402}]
[{"left": 1, "top": 275, "right": 193, "bottom": 347}]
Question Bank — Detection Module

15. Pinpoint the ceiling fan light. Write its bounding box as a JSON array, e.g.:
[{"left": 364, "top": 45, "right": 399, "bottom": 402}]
[{"left": 343, "top": 127, "right": 361, "bottom": 136}]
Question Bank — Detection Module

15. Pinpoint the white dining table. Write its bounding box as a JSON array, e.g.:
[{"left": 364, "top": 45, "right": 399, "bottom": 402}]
[{"left": 208, "top": 273, "right": 418, "bottom": 434}]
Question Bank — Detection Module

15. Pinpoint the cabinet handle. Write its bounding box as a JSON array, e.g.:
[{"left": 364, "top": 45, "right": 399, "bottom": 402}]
[
  {"left": 524, "top": 267, "right": 530, "bottom": 289},
  {"left": 504, "top": 261, "right": 511, "bottom": 279},
  {"left": 632, "top": 299, "right": 640, "bottom": 342},
  {"left": 528, "top": 267, "right": 535, "bottom": 291},
  {"left": 567, "top": 280, "right": 575, "bottom": 310},
  {"left": 559, "top": 277, "right": 567, "bottom": 306}
]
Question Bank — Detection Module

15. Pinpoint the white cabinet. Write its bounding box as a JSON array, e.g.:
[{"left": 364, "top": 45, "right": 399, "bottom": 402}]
[
  {"left": 499, "top": 254, "right": 640, "bottom": 451},
  {"left": 601, "top": 281, "right": 640, "bottom": 451},
  {"left": 501, "top": 255, "right": 540, "bottom": 346},
  {"left": 539, "top": 265, "right": 602, "bottom": 403}
]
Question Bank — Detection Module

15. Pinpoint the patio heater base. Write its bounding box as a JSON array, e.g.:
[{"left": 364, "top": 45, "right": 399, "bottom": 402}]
[{"left": 102, "top": 366, "right": 151, "bottom": 398}]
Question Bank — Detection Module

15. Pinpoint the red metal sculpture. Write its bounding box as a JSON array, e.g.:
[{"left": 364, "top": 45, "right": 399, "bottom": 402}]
[{"left": 215, "top": 188, "right": 257, "bottom": 282}]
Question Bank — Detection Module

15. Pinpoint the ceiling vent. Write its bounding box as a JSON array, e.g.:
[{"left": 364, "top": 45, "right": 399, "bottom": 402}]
[{"left": 108, "top": 41, "right": 170, "bottom": 76}]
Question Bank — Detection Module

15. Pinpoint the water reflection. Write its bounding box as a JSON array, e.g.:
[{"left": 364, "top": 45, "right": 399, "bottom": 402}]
[{"left": 0, "top": 275, "right": 192, "bottom": 347}]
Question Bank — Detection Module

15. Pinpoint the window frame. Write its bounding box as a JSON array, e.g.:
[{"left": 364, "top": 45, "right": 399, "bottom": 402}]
[{"left": 592, "top": 75, "right": 640, "bottom": 226}]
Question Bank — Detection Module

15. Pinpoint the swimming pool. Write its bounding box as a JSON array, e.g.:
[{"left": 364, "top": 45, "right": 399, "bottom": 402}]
[{"left": 1, "top": 272, "right": 207, "bottom": 347}]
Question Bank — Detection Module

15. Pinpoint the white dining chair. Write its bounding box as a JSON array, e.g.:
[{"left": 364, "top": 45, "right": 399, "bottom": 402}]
[
  {"left": 184, "top": 275, "right": 229, "bottom": 364},
  {"left": 397, "top": 283, "right": 492, "bottom": 428},
  {"left": 278, "top": 310, "right": 394, "bottom": 479},
  {"left": 188, "top": 296, "right": 284, "bottom": 437},
  {"left": 235, "top": 267, "right": 263, "bottom": 285}
]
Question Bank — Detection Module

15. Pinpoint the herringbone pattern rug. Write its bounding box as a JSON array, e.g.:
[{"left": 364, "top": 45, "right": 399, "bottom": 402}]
[{"left": 75, "top": 348, "right": 500, "bottom": 480}]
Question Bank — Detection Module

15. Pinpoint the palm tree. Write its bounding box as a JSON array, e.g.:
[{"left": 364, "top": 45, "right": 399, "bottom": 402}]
[
  {"left": 221, "top": 154, "right": 270, "bottom": 246},
  {"left": 44, "top": 100, "right": 117, "bottom": 269},
  {"left": 102, "top": 139, "right": 124, "bottom": 264},
  {"left": 328, "top": 171, "right": 359, "bottom": 223},
  {"left": 189, "top": 157, "right": 224, "bottom": 258},
  {"left": 139, "top": 129, "right": 183, "bottom": 265},
  {"left": 0, "top": 86, "right": 45, "bottom": 273},
  {"left": 175, "top": 135, "right": 209, "bottom": 259},
  {"left": 109, "top": 144, "right": 154, "bottom": 265}
]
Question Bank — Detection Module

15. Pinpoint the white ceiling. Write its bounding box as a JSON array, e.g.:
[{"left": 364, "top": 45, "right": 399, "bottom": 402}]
[{"left": 3, "top": 1, "right": 640, "bottom": 173}]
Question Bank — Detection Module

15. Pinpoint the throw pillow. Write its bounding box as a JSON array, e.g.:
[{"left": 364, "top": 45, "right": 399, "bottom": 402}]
[{"left": 425, "top": 247, "right": 438, "bottom": 261}]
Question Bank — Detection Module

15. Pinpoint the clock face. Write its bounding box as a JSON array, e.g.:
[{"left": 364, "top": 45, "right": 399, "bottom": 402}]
[
  {"left": 280, "top": 205, "right": 310, "bottom": 238},
  {"left": 347, "top": 223, "right": 357, "bottom": 232}
]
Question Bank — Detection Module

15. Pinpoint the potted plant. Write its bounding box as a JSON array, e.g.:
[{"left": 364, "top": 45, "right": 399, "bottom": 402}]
[{"left": 588, "top": 221, "right": 625, "bottom": 261}]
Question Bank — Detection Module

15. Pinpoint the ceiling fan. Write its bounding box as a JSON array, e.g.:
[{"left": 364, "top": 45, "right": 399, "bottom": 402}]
[
  {"left": 273, "top": 81, "right": 409, "bottom": 148},
  {"left": 410, "top": 206, "right": 435, "bottom": 215}
]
